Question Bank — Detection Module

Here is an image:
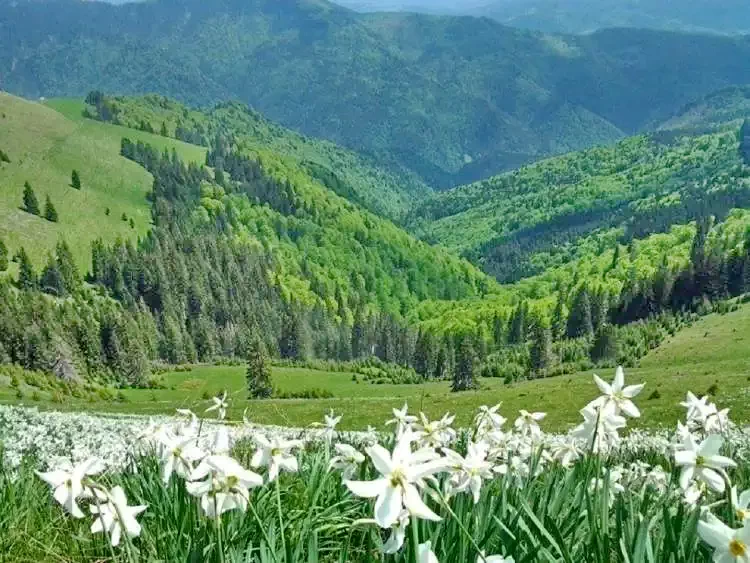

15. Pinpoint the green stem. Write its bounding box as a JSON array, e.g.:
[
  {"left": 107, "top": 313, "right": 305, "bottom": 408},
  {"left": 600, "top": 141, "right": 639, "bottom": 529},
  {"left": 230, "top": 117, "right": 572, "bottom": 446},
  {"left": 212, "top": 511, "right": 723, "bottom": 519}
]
[
  {"left": 433, "top": 487, "right": 486, "bottom": 561},
  {"left": 409, "top": 517, "right": 420, "bottom": 563},
  {"left": 247, "top": 498, "right": 281, "bottom": 563},
  {"left": 276, "top": 478, "right": 288, "bottom": 561},
  {"left": 214, "top": 494, "right": 226, "bottom": 563}
]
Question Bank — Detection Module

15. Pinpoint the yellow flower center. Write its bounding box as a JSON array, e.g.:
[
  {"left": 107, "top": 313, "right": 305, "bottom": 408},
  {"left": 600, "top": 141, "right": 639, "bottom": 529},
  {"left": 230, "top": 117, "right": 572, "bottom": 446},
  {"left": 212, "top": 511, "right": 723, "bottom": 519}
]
[
  {"left": 271, "top": 448, "right": 281, "bottom": 457},
  {"left": 695, "top": 455, "right": 705, "bottom": 466},
  {"left": 226, "top": 476, "right": 239, "bottom": 489},
  {"left": 389, "top": 468, "right": 406, "bottom": 489},
  {"left": 738, "top": 508, "right": 750, "bottom": 521},
  {"left": 730, "top": 539, "right": 747, "bottom": 557},
  {"left": 173, "top": 447, "right": 182, "bottom": 457}
]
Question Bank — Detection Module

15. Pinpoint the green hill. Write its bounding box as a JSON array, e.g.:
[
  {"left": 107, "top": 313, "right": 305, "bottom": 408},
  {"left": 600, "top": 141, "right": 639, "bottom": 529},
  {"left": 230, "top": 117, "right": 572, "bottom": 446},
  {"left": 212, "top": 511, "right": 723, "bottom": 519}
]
[
  {"left": 0, "top": 93, "right": 206, "bottom": 269},
  {"left": 655, "top": 85, "right": 750, "bottom": 135},
  {"left": 5, "top": 0, "right": 750, "bottom": 186},
  {"left": 84, "top": 93, "right": 429, "bottom": 221},
  {"left": 410, "top": 127, "right": 749, "bottom": 282}
]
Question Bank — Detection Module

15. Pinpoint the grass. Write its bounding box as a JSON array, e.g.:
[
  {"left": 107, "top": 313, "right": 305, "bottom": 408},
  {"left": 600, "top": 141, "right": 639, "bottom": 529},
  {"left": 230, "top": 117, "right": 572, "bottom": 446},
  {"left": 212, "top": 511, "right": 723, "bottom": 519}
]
[
  {"left": 0, "top": 94, "right": 206, "bottom": 270},
  {"left": 3, "top": 302, "right": 750, "bottom": 432}
]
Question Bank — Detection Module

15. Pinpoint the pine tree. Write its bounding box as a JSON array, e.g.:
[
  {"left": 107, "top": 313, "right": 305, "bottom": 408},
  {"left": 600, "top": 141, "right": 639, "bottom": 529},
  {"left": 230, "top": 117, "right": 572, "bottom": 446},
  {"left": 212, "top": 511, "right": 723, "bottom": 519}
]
[
  {"left": 22, "top": 181, "right": 40, "bottom": 215},
  {"left": 413, "top": 330, "right": 434, "bottom": 377},
  {"left": 15, "top": 247, "right": 36, "bottom": 290},
  {"left": 71, "top": 170, "right": 81, "bottom": 190},
  {"left": 566, "top": 286, "right": 594, "bottom": 339},
  {"left": 55, "top": 240, "right": 80, "bottom": 293},
  {"left": 551, "top": 295, "right": 567, "bottom": 340},
  {"left": 508, "top": 301, "right": 528, "bottom": 344},
  {"left": 530, "top": 322, "right": 554, "bottom": 376},
  {"left": 0, "top": 239, "right": 7, "bottom": 272},
  {"left": 433, "top": 345, "right": 450, "bottom": 380},
  {"left": 590, "top": 324, "right": 620, "bottom": 364},
  {"left": 160, "top": 122, "right": 169, "bottom": 137},
  {"left": 40, "top": 254, "right": 66, "bottom": 296},
  {"left": 452, "top": 335, "right": 476, "bottom": 392},
  {"left": 44, "top": 195, "right": 58, "bottom": 222},
  {"left": 247, "top": 337, "right": 273, "bottom": 399}
]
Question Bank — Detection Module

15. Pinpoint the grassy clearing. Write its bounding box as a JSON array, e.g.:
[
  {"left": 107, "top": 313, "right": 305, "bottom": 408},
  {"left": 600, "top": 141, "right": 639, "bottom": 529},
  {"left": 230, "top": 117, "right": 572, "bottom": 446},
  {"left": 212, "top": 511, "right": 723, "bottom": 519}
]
[
  {"left": 3, "top": 303, "right": 750, "bottom": 431},
  {"left": 0, "top": 94, "right": 206, "bottom": 270}
]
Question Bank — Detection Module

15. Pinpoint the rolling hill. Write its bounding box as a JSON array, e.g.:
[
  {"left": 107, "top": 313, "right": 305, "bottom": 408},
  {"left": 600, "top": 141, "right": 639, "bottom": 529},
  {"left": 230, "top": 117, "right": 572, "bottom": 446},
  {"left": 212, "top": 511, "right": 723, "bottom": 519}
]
[
  {"left": 0, "top": 93, "right": 206, "bottom": 269},
  {"left": 334, "top": 0, "right": 750, "bottom": 35},
  {"left": 4, "top": 0, "right": 750, "bottom": 187}
]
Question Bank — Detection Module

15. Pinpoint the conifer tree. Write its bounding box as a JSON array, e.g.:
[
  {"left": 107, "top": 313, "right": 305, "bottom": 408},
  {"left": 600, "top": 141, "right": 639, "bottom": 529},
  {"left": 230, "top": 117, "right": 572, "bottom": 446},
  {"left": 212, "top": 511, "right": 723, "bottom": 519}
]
[
  {"left": 508, "top": 301, "right": 528, "bottom": 344},
  {"left": 0, "top": 239, "right": 7, "bottom": 272},
  {"left": 566, "top": 286, "right": 594, "bottom": 339},
  {"left": 160, "top": 122, "right": 169, "bottom": 137},
  {"left": 551, "top": 295, "right": 567, "bottom": 340},
  {"left": 247, "top": 337, "right": 273, "bottom": 399},
  {"left": 452, "top": 335, "right": 476, "bottom": 392},
  {"left": 22, "top": 181, "right": 40, "bottom": 215},
  {"left": 44, "top": 195, "right": 58, "bottom": 222},
  {"left": 530, "top": 322, "right": 554, "bottom": 376},
  {"left": 433, "top": 345, "right": 450, "bottom": 380},
  {"left": 413, "top": 329, "right": 434, "bottom": 377},
  {"left": 71, "top": 170, "right": 81, "bottom": 190},
  {"left": 590, "top": 324, "right": 619, "bottom": 364},
  {"left": 55, "top": 240, "right": 80, "bottom": 293},
  {"left": 15, "top": 247, "right": 36, "bottom": 290},
  {"left": 40, "top": 254, "right": 66, "bottom": 296}
]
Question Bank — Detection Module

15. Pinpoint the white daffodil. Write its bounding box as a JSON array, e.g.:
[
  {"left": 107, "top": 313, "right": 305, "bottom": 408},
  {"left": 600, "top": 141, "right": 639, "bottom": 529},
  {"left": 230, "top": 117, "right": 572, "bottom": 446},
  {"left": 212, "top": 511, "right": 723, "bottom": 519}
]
[
  {"left": 175, "top": 408, "right": 198, "bottom": 435},
  {"left": 329, "top": 443, "right": 366, "bottom": 479},
  {"left": 474, "top": 404, "right": 506, "bottom": 437},
  {"left": 415, "top": 412, "right": 456, "bottom": 449},
  {"left": 158, "top": 433, "right": 203, "bottom": 482},
  {"left": 698, "top": 512, "right": 750, "bottom": 563},
  {"left": 36, "top": 458, "right": 105, "bottom": 518},
  {"left": 443, "top": 443, "right": 494, "bottom": 504},
  {"left": 251, "top": 434, "right": 303, "bottom": 482},
  {"left": 681, "top": 392, "right": 711, "bottom": 423},
  {"left": 549, "top": 436, "right": 584, "bottom": 468},
  {"left": 383, "top": 510, "right": 410, "bottom": 554},
  {"left": 386, "top": 403, "right": 418, "bottom": 437},
  {"left": 514, "top": 410, "right": 546, "bottom": 438},
  {"left": 478, "top": 552, "right": 515, "bottom": 563},
  {"left": 90, "top": 486, "right": 147, "bottom": 547},
  {"left": 205, "top": 391, "right": 229, "bottom": 420},
  {"left": 572, "top": 404, "right": 626, "bottom": 453},
  {"left": 675, "top": 434, "right": 737, "bottom": 492},
  {"left": 313, "top": 409, "right": 342, "bottom": 442},
  {"left": 345, "top": 430, "right": 447, "bottom": 528},
  {"left": 211, "top": 425, "right": 231, "bottom": 455},
  {"left": 704, "top": 404, "right": 732, "bottom": 434},
  {"left": 732, "top": 487, "right": 750, "bottom": 523},
  {"left": 187, "top": 455, "right": 263, "bottom": 518},
  {"left": 684, "top": 481, "right": 707, "bottom": 507},
  {"left": 589, "top": 367, "right": 644, "bottom": 418},
  {"left": 418, "top": 541, "right": 439, "bottom": 563}
]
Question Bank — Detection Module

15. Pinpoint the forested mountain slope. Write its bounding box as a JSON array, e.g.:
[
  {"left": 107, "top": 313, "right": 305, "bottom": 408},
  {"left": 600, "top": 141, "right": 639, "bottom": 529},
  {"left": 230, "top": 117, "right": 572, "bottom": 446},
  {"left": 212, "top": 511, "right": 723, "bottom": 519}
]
[
  {"left": 410, "top": 126, "right": 750, "bottom": 283},
  {"left": 334, "top": 0, "right": 750, "bottom": 35},
  {"left": 83, "top": 93, "right": 429, "bottom": 221},
  {"left": 4, "top": 0, "right": 750, "bottom": 186}
]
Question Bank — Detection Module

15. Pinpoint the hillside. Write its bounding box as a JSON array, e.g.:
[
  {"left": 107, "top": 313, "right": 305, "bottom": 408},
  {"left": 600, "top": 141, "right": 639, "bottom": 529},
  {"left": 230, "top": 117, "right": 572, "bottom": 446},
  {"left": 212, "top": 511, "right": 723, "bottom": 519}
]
[
  {"left": 0, "top": 93, "right": 206, "bottom": 269},
  {"left": 84, "top": 93, "right": 429, "bottom": 221},
  {"left": 410, "top": 126, "right": 749, "bottom": 282},
  {"left": 655, "top": 85, "right": 750, "bottom": 135},
  {"left": 335, "top": 0, "right": 750, "bottom": 35},
  {"left": 4, "top": 1, "right": 750, "bottom": 186}
]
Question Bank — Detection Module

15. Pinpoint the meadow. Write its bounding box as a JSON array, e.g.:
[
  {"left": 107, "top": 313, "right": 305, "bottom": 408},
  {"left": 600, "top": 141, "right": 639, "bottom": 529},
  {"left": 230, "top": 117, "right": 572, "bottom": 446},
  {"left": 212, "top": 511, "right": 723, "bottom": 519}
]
[
  {"left": 0, "top": 94, "right": 206, "bottom": 270},
  {"left": 3, "top": 300, "right": 750, "bottom": 433}
]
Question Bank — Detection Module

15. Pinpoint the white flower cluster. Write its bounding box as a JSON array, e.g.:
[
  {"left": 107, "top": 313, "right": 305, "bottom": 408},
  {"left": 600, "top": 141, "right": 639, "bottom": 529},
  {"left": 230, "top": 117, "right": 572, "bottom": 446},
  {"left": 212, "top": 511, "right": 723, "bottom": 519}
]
[{"left": 3, "top": 369, "right": 750, "bottom": 561}]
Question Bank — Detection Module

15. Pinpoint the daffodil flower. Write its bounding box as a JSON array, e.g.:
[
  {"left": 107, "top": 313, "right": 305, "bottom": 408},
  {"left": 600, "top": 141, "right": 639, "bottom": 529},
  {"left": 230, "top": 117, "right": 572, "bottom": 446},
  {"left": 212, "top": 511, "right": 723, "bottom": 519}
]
[
  {"left": 386, "top": 403, "right": 417, "bottom": 437},
  {"left": 158, "top": 433, "right": 203, "bottom": 482},
  {"left": 345, "top": 430, "right": 447, "bottom": 528},
  {"left": 329, "top": 443, "right": 365, "bottom": 480},
  {"left": 675, "top": 434, "right": 737, "bottom": 492},
  {"left": 90, "top": 486, "right": 147, "bottom": 547},
  {"left": 513, "top": 410, "right": 546, "bottom": 437},
  {"left": 36, "top": 458, "right": 105, "bottom": 518},
  {"left": 443, "top": 442, "right": 493, "bottom": 504},
  {"left": 589, "top": 367, "right": 644, "bottom": 418},
  {"left": 732, "top": 487, "right": 750, "bottom": 523},
  {"left": 251, "top": 434, "right": 303, "bottom": 482},
  {"left": 698, "top": 512, "right": 750, "bottom": 563},
  {"left": 187, "top": 455, "right": 263, "bottom": 518},
  {"left": 418, "top": 541, "right": 439, "bottom": 563},
  {"left": 205, "top": 391, "right": 229, "bottom": 420}
]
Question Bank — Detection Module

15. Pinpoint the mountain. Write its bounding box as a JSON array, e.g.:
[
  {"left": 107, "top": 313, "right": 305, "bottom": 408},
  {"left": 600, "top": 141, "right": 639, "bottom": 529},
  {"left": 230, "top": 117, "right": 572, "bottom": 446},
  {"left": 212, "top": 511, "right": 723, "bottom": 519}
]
[
  {"left": 4, "top": 0, "right": 750, "bottom": 188},
  {"left": 333, "top": 0, "right": 750, "bottom": 35},
  {"left": 655, "top": 85, "right": 750, "bottom": 135},
  {"left": 82, "top": 93, "right": 429, "bottom": 221},
  {"left": 409, "top": 123, "right": 750, "bottom": 283}
]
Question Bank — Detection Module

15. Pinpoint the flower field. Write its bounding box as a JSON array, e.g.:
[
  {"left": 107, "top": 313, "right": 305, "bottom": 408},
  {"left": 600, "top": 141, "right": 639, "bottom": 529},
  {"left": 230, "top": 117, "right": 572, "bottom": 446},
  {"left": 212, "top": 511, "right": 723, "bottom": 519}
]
[{"left": 1, "top": 368, "right": 750, "bottom": 562}]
